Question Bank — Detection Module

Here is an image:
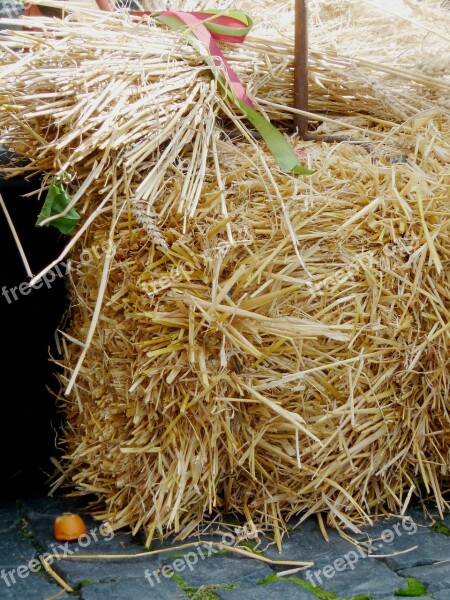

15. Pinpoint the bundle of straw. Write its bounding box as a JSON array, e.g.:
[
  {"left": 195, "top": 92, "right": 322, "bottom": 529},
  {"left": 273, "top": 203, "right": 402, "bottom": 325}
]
[{"left": 1, "top": 1, "right": 449, "bottom": 546}]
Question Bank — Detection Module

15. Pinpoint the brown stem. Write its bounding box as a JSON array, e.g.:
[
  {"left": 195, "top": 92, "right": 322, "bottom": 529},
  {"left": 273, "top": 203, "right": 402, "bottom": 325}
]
[
  {"left": 294, "top": 0, "right": 309, "bottom": 138},
  {"left": 293, "top": 0, "right": 369, "bottom": 149}
]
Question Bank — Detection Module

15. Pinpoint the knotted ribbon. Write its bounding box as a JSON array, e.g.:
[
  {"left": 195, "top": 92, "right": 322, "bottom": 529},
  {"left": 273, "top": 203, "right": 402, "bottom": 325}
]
[{"left": 131, "top": 9, "right": 312, "bottom": 175}]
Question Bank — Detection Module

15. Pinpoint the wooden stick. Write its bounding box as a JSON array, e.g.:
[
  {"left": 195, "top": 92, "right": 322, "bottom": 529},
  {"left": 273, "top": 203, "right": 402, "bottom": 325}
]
[
  {"left": 294, "top": 0, "right": 309, "bottom": 138},
  {"left": 294, "top": 0, "right": 368, "bottom": 146}
]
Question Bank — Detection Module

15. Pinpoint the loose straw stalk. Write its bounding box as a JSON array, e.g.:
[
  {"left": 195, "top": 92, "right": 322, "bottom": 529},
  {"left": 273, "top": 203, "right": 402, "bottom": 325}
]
[{"left": 43, "top": 541, "right": 314, "bottom": 593}]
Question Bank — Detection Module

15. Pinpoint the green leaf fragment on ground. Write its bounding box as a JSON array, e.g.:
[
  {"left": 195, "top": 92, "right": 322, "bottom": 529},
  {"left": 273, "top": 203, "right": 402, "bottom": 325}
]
[
  {"left": 285, "top": 525, "right": 302, "bottom": 533},
  {"left": 237, "top": 540, "right": 264, "bottom": 555},
  {"left": 430, "top": 521, "right": 450, "bottom": 536},
  {"left": 36, "top": 178, "right": 80, "bottom": 235},
  {"left": 258, "top": 574, "right": 371, "bottom": 600},
  {"left": 394, "top": 577, "right": 428, "bottom": 596},
  {"left": 171, "top": 572, "right": 235, "bottom": 600},
  {"left": 18, "top": 517, "right": 33, "bottom": 540},
  {"left": 257, "top": 573, "right": 337, "bottom": 599},
  {"left": 78, "top": 580, "right": 96, "bottom": 588}
]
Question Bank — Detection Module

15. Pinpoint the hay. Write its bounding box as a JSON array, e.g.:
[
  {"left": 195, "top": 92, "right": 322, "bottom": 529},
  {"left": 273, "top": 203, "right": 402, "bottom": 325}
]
[{"left": 1, "top": 0, "right": 449, "bottom": 548}]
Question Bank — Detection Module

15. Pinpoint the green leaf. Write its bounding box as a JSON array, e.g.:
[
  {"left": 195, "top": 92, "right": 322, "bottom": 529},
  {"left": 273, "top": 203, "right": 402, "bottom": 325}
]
[
  {"left": 36, "top": 177, "right": 80, "bottom": 235},
  {"left": 236, "top": 99, "right": 313, "bottom": 175}
]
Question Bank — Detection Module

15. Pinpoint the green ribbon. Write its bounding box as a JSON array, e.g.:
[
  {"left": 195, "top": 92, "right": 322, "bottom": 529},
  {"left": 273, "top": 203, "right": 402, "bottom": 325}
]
[{"left": 147, "top": 10, "right": 312, "bottom": 175}]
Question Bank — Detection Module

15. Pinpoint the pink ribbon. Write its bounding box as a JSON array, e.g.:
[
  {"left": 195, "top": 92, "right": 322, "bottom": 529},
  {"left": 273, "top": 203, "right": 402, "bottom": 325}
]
[{"left": 132, "top": 10, "right": 254, "bottom": 108}]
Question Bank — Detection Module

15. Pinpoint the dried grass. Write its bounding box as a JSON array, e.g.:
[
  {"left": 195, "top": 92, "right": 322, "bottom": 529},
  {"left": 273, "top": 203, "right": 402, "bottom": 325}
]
[{"left": 1, "top": 0, "right": 449, "bottom": 547}]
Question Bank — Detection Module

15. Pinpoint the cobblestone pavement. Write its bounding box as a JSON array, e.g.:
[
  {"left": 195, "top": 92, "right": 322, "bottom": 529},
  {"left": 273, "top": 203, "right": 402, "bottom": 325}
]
[{"left": 0, "top": 494, "right": 449, "bottom": 599}]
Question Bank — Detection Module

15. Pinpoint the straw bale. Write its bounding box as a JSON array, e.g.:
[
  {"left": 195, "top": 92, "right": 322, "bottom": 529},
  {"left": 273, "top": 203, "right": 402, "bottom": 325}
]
[{"left": 0, "top": 1, "right": 449, "bottom": 546}]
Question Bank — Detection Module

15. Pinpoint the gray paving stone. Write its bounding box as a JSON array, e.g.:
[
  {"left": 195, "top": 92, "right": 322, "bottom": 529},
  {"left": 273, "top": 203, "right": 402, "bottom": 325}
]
[
  {"left": 262, "top": 519, "right": 362, "bottom": 570},
  {"left": 26, "top": 511, "right": 161, "bottom": 587},
  {"left": 364, "top": 524, "right": 450, "bottom": 571},
  {"left": 398, "top": 562, "right": 450, "bottom": 594},
  {"left": 299, "top": 555, "right": 406, "bottom": 599},
  {"left": 24, "top": 500, "right": 149, "bottom": 560},
  {"left": 0, "top": 536, "right": 36, "bottom": 570},
  {"left": 23, "top": 494, "right": 93, "bottom": 517},
  {"left": 23, "top": 496, "right": 112, "bottom": 547},
  {"left": 0, "top": 571, "right": 71, "bottom": 599},
  {"left": 176, "top": 552, "right": 274, "bottom": 588},
  {"left": 148, "top": 531, "right": 226, "bottom": 550},
  {"left": 52, "top": 552, "right": 163, "bottom": 586},
  {"left": 24, "top": 496, "right": 123, "bottom": 548},
  {"left": 1, "top": 498, "right": 449, "bottom": 600},
  {"left": 29, "top": 514, "right": 143, "bottom": 557},
  {"left": 346, "top": 509, "right": 438, "bottom": 552},
  {"left": 0, "top": 503, "right": 19, "bottom": 534},
  {"left": 329, "top": 511, "right": 450, "bottom": 573},
  {"left": 397, "top": 506, "right": 439, "bottom": 527},
  {"left": 379, "top": 597, "right": 431, "bottom": 600},
  {"left": 23, "top": 499, "right": 233, "bottom": 589},
  {"left": 80, "top": 574, "right": 186, "bottom": 599},
  {"left": 217, "top": 580, "right": 316, "bottom": 599},
  {"left": 355, "top": 514, "right": 430, "bottom": 542}
]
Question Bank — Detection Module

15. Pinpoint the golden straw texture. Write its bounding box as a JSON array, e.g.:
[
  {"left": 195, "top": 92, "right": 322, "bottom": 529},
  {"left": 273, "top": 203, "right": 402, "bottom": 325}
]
[{"left": 1, "top": 0, "right": 449, "bottom": 547}]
